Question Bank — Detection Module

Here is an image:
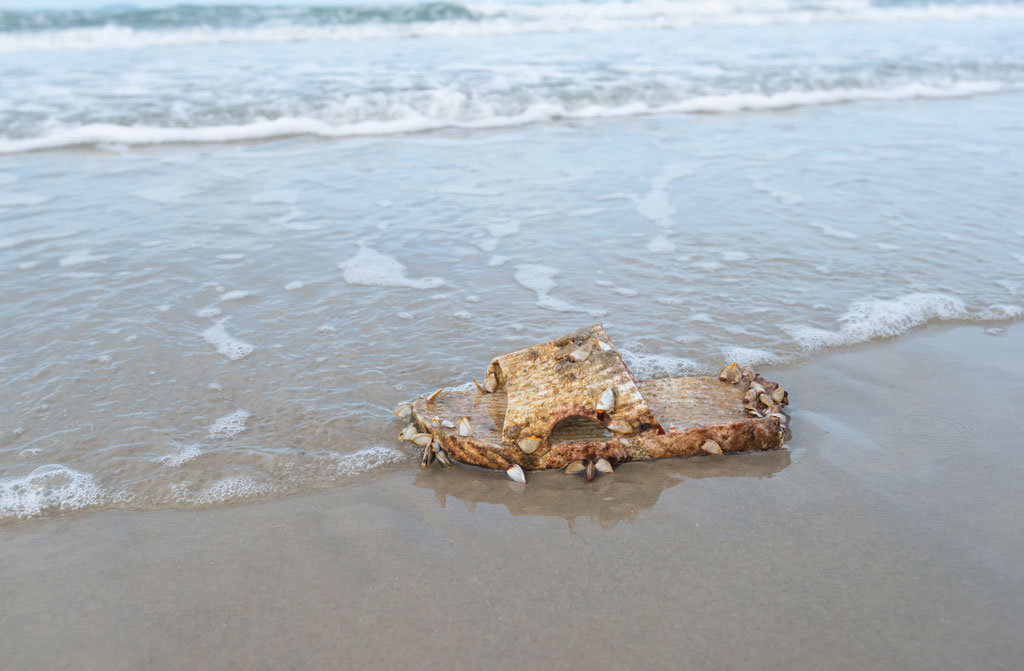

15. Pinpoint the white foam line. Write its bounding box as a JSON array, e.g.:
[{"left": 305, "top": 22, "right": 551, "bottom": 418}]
[
  {"left": 3, "top": 3, "right": 1024, "bottom": 52},
  {"left": 783, "top": 292, "right": 1000, "bottom": 351},
  {"left": 0, "top": 82, "right": 1010, "bottom": 155}
]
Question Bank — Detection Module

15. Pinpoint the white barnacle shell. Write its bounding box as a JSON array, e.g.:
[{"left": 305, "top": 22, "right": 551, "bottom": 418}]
[
  {"left": 398, "top": 424, "right": 418, "bottom": 441},
  {"left": 606, "top": 418, "right": 633, "bottom": 434},
  {"left": 595, "top": 457, "right": 614, "bottom": 474},
  {"left": 506, "top": 464, "right": 526, "bottom": 484},
  {"left": 569, "top": 347, "right": 591, "bottom": 363},
  {"left": 411, "top": 433, "right": 433, "bottom": 447},
  {"left": 458, "top": 417, "right": 471, "bottom": 437},
  {"left": 701, "top": 440, "right": 722, "bottom": 455},
  {"left": 393, "top": 403, "right": 413, "bottom": 419},
  {"left": 597, "top": 339, "right": 613, "bottom": 352},
  {"left": 564, "top": 460, "right": 586, "bottom": 474},
  {"left": 518, "top": 436, "right": 541, "bottom": 454},
  {"left": 596, "top": 387, "right": 616, "bottom": 413}
]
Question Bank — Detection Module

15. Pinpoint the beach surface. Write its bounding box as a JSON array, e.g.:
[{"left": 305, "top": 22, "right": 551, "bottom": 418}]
[{"left": 3, "top": 323, "right": 1022, "bottom": 670}]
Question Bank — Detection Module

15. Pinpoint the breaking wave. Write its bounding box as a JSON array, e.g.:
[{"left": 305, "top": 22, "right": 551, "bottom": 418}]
[
  {"left": 2, "top": 1, "right": 1024, "bottom": 51},
  {"left": 0, "top": 80, "right": 1011, "bottom": 154}
]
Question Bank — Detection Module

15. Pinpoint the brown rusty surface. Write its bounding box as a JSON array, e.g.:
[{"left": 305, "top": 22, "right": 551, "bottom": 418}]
[
  {"left": 410, "top": 376, "right": 785, "bottom": 471},
  {"left": 483, "top": 324, "right": 658, "bottom": 449}
]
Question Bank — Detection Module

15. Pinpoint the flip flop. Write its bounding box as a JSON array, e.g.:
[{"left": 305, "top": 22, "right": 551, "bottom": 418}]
[{"left": 394, "top": 324, "right": 789, "bottom": 483}]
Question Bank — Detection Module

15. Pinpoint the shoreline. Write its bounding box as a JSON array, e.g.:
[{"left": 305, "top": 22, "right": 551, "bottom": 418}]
[{"left": 3, "top": 321, "right": 1022, "bottom": 669}]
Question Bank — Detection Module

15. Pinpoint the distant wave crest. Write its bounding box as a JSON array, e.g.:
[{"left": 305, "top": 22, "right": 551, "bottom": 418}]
[{"left": 3, "top": 1, "right": 1024, "bottom": 51}]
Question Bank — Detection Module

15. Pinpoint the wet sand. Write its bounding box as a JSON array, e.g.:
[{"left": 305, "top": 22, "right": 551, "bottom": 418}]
[{"left": 2, "top": 323, "right": 1022, "bottom": 670}]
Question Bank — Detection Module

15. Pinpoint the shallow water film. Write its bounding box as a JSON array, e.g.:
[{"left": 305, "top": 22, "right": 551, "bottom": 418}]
[{"left": 1, "top": 0, "right": 1023, "bottom": 520}]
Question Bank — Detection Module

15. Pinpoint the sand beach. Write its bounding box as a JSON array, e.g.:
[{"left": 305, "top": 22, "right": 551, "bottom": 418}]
[
  {"left": 3, "top": 323, "right": 1022, "bottom": 669},
  {"left": 2, "top": 1, "right": 1023, "bottom": 667}
]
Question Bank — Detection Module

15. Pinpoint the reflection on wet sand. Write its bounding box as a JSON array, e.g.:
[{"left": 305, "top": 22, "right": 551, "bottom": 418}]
[{"left": 413, "top": 449, "right": 791, "bottom": 529}]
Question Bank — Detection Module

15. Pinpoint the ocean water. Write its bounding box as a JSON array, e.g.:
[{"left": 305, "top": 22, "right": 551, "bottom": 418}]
[{"left": 1, "top": 0, "right": 1022, "bottom": 521}]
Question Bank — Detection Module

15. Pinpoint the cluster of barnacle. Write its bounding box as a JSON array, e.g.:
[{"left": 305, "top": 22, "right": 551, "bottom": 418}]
[
  {"left": 717, "top": 362, "right": 789, "bottom": 429},
  {"left": 394, "top": 403, "right": 455, "bottom": 472},
  {"left": 394, "top": 403, "right": 528, "bottom": 482}
]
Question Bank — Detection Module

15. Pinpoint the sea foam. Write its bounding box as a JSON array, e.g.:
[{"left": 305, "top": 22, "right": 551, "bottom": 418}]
[
  {"left": 209, "top": 409, "right": 251, "bottom": 439},
  {"left": 339, "top": 245, "right": 444, "bottom": 289},
  {"left": 202, "top": 320, "right": 254, "bottom": 360},
  {"left": 619, "top": 348, "right": 703, "bottom": 378},
  {"left": 785, "top": 293, "right": 968, "bottom": 350},
  {"left": 0, "top": 82, "right": 1008, "bottom": 155},
  {"left": 157, "top": 444, "right": 202, "bottom": 467},
  {"left": 514, "top": 264, "right": 605, "bottom": 316},
  {"left": 0, "top": 464, "right": 119, "bottom": 519},
  {"left": 4, "top": 2, "right": 1024, "bottom": 53}
]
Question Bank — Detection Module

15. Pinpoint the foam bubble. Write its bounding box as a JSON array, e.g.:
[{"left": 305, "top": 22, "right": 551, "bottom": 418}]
[
  {"left": 444, "top": 381, "right": 479, "bottom": 393},
  {"left": 331, "top": 446, "right": 407, "bottom": 477},
  {"left": 188, "top": 475, "right": 276, "bottom": 504},
  {"left": 219, "top": 290, "right": 252, "bottom": 302},
  {"left": 157, "top": 444, "right": 202, "bottom": 467},
  {"left": 785, "top": 293, "right": 969, "bottom": 350},
  {"left": 0, "top": 464, "right": 115, "bottom": 519},
  {"left": 197, "top": 306, "right": 222, "bottom": 318},
  {"left": 339, "top": 245, "right": 445, "bottom": 289},
  {"left": 208, "top": 409, "right": 251, "bottom": 439},
  {"left": 284, "top": 281, "right": 304, "bottom": 291},
  {"left": 980, "top": 304, "right": 1024, "bottom": 320},
  {"left": 721, "top": 346, "right": 780, "bottom": 367},
  {"left": 202, "top": 320, "right": 254, "bottom": 360},
  {"left": 619, "top": 348, "right": 703, "bottom": 378},
  {"left": 58, "top": 250, "right": 108, "bottom": 267}
]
